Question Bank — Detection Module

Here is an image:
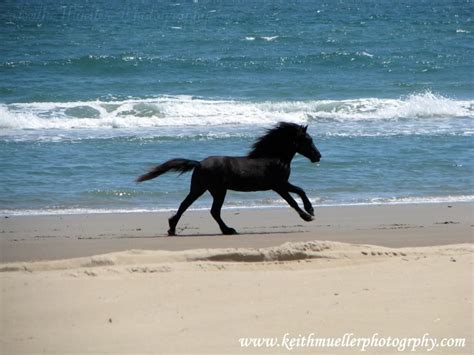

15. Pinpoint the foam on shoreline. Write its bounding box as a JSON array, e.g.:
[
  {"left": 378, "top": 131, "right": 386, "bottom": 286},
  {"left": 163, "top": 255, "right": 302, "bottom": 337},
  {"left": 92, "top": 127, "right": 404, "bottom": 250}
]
[{"left": 1, "top": 195, "right": 473, "bottom": 216}]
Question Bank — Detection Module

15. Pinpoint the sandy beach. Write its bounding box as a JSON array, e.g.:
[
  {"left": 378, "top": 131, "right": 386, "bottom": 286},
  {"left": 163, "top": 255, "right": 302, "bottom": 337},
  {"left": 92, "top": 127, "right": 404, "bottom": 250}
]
[{"left": 1, "top": 203, "right": 473, "bottom": 354}]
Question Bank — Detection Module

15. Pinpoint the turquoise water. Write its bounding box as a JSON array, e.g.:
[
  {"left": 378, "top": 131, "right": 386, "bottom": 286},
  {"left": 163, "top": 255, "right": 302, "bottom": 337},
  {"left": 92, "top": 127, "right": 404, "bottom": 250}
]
[{"left": 0, "top": 0, "right": 473, "bottom": 214}]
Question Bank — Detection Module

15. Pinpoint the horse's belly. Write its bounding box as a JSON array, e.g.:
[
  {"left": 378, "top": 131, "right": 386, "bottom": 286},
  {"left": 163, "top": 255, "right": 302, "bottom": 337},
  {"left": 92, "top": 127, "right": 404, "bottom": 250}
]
[
  {"left": 228, "top": 185, "right": 271, "bottom": 192},
  {"left": 227, "top": 176, "right": 273, "bottom": 192}
]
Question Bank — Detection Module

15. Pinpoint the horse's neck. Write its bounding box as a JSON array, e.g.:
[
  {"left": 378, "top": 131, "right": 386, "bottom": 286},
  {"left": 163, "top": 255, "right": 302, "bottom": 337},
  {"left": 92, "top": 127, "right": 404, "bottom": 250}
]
[
  {"left": 272, "top": 150, "right": 296, "bottom": 165},
  {"left": 249, "top": 144, "right": 296, "bottom": 163}
]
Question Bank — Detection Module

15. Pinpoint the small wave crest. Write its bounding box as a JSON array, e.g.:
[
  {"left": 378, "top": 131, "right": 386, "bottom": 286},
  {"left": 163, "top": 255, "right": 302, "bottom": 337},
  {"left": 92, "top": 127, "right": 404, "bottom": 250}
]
[{"left": 0, "top": 92, "right": 472, "bottom": 131}]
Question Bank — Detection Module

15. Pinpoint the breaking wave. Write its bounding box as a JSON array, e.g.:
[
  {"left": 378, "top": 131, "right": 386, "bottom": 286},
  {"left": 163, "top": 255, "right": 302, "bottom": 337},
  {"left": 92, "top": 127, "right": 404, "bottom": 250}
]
[{"left": 1, "top": 92, "right": 472, "bottom": 131}]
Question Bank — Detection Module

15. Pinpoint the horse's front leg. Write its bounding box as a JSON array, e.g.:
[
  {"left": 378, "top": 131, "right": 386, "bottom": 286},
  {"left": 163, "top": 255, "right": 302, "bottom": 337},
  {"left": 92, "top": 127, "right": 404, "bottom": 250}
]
[
  {"left": 286, "top": 182, "right": 314, "bottom": 216},
  {"left": 273, "top": 188, "right": 313, "bottom": 222}
]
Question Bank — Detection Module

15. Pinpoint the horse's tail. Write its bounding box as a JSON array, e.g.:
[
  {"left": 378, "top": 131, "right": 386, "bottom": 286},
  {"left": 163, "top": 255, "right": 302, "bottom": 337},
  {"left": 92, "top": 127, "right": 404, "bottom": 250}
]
[{"left": 136, "top": 159, "right": 200, "bottom": 182}]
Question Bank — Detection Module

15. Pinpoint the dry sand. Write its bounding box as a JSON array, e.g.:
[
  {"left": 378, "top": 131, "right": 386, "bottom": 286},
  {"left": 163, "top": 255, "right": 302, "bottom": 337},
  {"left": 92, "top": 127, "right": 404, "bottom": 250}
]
[{"left": 1, "top": 203, "right": 473, "bottom": 354}]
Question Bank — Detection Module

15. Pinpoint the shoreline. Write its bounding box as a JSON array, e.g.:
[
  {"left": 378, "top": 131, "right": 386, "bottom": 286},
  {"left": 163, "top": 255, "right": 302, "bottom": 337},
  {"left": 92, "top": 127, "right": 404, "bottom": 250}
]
[
  {"left": 1, "top": 202, "right": 472, "bottom": 263},
  {"left": 2, "top": 198, "right": 473, "bottom": 217}
]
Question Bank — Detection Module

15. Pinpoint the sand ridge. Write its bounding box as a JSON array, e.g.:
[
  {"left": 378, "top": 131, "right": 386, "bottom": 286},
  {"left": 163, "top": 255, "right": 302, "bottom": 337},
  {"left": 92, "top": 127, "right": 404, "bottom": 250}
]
[{"left": 1, "top": 240, "right": 472, "bottom": 275}]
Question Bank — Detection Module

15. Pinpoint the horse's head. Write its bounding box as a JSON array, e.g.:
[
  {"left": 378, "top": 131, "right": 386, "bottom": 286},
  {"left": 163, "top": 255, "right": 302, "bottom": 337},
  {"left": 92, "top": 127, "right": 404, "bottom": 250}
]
[
  {"left": 296, "top": 125, "right": 321, "bottom": 163},
  {"left": 248, "top": 122, "right": 321, "bottom": 163}
]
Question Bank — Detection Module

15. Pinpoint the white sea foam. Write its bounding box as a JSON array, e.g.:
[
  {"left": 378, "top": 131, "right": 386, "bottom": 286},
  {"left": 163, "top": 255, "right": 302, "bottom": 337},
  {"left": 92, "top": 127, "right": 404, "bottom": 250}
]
[
  {"left": 367, "top": 195, "right": 474, "bottom": 205},
  {"left": 261, "top": 35, "right": 279, "bottom": 41},
  {"left": 1, "top": 195, "right": 472, "bottom": 216},
  {"left": 356, "top": 51, "right": 374, "bottom": 58},
  {"left": 0, "top": 92, "right": 472, "bottom": 132}
]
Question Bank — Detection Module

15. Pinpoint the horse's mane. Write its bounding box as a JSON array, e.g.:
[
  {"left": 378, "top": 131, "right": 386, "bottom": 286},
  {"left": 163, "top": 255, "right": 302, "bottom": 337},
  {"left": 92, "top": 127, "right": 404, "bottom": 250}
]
[{"left": 247, "top": 122, "right": 305, "bottom": 159}]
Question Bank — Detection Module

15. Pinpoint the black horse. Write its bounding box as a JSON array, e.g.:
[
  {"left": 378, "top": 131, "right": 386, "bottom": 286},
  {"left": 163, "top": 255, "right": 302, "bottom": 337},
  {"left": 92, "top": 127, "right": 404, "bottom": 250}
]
[{"left": 137, "top": 122, "right": 321, "bottom": 236}]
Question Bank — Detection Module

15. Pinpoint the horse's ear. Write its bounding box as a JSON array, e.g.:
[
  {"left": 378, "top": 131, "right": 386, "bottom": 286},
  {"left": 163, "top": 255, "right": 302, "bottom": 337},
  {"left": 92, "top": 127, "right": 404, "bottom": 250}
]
[{"left": 303, "top": 125, "right": 308, "bottom": 132}]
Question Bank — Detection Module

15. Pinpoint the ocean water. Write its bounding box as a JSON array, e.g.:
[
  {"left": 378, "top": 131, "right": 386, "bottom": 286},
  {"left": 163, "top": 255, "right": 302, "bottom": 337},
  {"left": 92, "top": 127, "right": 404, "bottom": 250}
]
[{"left": 0, "top": 0, "right": 473, "bottom": 215}]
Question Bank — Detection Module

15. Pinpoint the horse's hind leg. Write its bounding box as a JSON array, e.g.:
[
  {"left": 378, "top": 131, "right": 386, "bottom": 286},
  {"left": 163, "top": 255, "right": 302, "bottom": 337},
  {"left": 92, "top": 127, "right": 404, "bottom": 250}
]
[
  {"left": 209, "top": 189, "right": 237, "bottom": 235},
  {"left": 168, "top": 174, "right": 206, "bottom": 236}
]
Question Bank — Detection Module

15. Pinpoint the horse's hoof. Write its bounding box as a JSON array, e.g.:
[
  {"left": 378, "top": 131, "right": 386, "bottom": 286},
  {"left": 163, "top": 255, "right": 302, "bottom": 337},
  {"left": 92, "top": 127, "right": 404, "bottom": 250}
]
[
  {"left": 306, "top": 207, "right": 314, "bottom": 216},
  {"left": 167, "top": 229, "right": 176, "bottom": 236},
  {"left": 300, "top": 213, "right": 314, "bottom": 222},
  {"left": 222, "top": 228, "right": 238, "bottom": 235}
]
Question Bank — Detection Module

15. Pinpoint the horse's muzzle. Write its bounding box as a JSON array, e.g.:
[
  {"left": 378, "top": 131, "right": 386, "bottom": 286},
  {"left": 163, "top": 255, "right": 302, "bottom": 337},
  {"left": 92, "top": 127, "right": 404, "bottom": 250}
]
[{"left": 311, "top": 155, "right": 321, "bottom": 163}]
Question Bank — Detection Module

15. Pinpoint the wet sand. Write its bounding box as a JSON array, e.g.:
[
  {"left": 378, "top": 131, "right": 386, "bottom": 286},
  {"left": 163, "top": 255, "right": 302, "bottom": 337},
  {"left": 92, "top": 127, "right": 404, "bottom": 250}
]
[{"left": 1, "top": 203, "right": 472, "bottom": 262}]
